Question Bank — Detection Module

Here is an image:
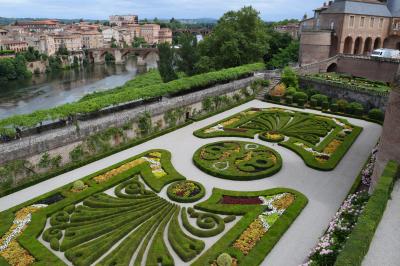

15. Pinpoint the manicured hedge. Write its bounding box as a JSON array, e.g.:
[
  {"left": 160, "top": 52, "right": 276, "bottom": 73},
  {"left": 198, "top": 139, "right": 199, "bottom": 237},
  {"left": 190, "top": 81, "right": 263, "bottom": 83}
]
[
  {"left": 167, "top": 180, "right": 206, "bottom": 203},
  {"left": 193, "top": 188, "right": 308, "bottom": 266},
  {"left": 0, "top": 63, "right": 264, "bottom": 134},
  {"left": 193, "top": 141, "right": 282, "bottom": 180},
  {"left": 334, "top": 160, "right": 399, "bottom": 266}
]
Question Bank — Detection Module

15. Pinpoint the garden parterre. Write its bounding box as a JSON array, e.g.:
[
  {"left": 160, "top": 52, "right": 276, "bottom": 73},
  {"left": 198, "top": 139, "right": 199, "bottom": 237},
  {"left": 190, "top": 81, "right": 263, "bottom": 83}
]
[
  {"left": 0, "top": 148, "right": 307, "bottom": 266},
  {"left": 194, "top": 107, "right": 362, "bottom": 170}
]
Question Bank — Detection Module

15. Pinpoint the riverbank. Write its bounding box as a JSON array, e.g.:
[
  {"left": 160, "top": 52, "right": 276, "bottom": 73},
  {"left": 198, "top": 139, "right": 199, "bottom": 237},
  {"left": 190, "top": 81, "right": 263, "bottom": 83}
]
[{"left": 0, "top": 58, "right": 139, "bottom": 119}]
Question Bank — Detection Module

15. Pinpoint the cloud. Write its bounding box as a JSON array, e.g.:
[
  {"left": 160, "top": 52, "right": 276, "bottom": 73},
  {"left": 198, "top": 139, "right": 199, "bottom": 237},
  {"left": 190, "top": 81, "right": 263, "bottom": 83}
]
[{"left": 0, "top": 0, "right": 319, "bottom": 20}]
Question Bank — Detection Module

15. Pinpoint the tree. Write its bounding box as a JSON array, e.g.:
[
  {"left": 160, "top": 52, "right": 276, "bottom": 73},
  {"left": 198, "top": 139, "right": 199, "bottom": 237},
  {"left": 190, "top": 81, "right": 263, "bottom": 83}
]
[
  {"left": 197, "top": 6, "right": 269, "bottom": 69},
  {"left": 176, "top": 33, "right": 199, "bottom": 76},
  {"left": 266, "top": 41, "right": 299, "bottom": 69},
  {"left": 158, "top": 43, "right": 177, "bottom": 82},
  {"left": 57, "top": 44, "right": 69, "bottom": 56},
  {"left": 111, "top": 37, "right": 118, "bottom": 48},
  {"left": 281, "top": 66, "right": 298, "bottom": 88},
  {"left": 132, "top": 37, "right": 146, "bottom": 48}
]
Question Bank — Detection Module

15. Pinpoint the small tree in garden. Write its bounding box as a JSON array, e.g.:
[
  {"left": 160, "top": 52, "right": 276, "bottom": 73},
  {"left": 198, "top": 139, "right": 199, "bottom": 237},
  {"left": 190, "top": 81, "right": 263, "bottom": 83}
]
[
  {"left": 368, "top": 108, "right": 384, "bottom": 121},
  {"left": 281, "top": 67, "right": 298, "bottom": 88},
  {"left": 158, "top": 43, "right": 178, "bottom": 82},
  {"left": 293, "top": 91, "right": 308, "bottom": 103},
  {"left": 137, "top": 112, "right": 152, "bottom": 135}
]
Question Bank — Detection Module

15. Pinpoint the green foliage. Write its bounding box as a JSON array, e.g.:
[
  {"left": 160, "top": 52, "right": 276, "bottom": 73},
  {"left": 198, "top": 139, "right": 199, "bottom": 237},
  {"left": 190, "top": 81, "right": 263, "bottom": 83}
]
[
  {"left": 266, "top": 41, "right": 299, "bottom": 69},
  {"left": 104, "top": 52, "right": 115, "bottom": 63},
  {"left": 293, "top": 91, "right": 308, "bottom": 103},
  {"left": 198, "top": 6, "right": 268, "bottom": 69},
  {"left": 137, "top": 112, "right": 152, "bottom": 136},
  {"left": 334, "top": 161, "right": 399, "bottom": 266},
  {"left": 193, "top": 141, "right": 282, "bottom": 180},
  {"left": 167, "top": 180, "right": 206, "bottom": 203},
  {"left": 181, "top": 207, "right": 226, "bottom": 237},
  {"left": 0, "top": 63, "right": 263, "bottom": 135},
  {"left": 158, "top": 42, "right": 178, "bottom": 82},
  {"left": 310, "top": 94, "right": 329, "bottom": 106},
  {"left": 38, "top": 152, "right": 51, "bottom": 169},
  {"left": 69, "top": 145, "right": 86, "bottom": 162},
  {"left": 0, "top": 160, "right": 33, "bottom": 190},
  {"left": 368, "top": 108, "right": 384, "bottom": 121},
  {"left": 281, "top": 67, "right": 298, "bottom": 88},
  {"left": 56, "top": 44, "right": 69, "bottom": 56},
  {"left": 47, "top": 55, "right": 63, "bottom": 72},
  {"left": 0, "top": 54, "right": 31, "bottom": 84},
  {"left": 132, "top": 36, "right": 146, "bottom": 48},
  {"left": 176, "top": 33, "right": 200, "bottom": 76},
  {"left": 72, "top": 180, "right": 85, "bottom": 190},
  {"left": 21, "top": 46, "right": 41, "bottom": 62},
  {"left": 217, "top": 253, "right": 233, "bottom": 266}
]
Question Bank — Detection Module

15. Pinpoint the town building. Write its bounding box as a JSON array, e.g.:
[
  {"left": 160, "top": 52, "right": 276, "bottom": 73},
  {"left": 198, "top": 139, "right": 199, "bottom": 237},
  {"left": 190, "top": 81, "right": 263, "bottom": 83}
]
[
  {"left": 102, "top": 28, "right": 120, "bottom": 47},
  {"left": 109, "top": 15, "right": 139, "bottom": 26},
  {"left": 0, "top": 29, "right": 8, "bottom": 39},
  {"left": 15, "top": 20, "right": 61, "bottom": 32},
  {"left": 159, "top": 28, "right": 173, "bottom": 44},
  {"left": 140, "top": 24, "right": 160, "bottom": 44},
  {"left": 81, "top": 31, "right": 103, "bottom": 49},
  {"left": 0, "top": 40, "right": 28, "bottom": 52},
  {"left": 299, "top": 0, "right": 400, "bottom": 65},
  {"left": 39, "top": 33, "right": 82, "bottom": 55},
  {"left": 274, "top": 23, "right": 300, "bottom": 39}
]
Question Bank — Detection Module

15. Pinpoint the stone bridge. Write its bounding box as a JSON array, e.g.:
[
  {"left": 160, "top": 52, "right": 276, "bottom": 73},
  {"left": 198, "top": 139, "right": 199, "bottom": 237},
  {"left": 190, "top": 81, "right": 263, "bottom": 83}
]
[
  {"left": 299, "top": 54, "right": 400, "bottom": 82},
  {"left": 86, "top": 48, "right": 159, "bottom": 65}
]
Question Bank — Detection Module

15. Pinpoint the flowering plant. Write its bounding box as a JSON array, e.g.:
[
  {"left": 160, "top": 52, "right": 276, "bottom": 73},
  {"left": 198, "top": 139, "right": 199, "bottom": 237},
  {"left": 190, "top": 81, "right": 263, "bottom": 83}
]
[{"left": 301, "top": 191, "right": 369, "bottom": 266}]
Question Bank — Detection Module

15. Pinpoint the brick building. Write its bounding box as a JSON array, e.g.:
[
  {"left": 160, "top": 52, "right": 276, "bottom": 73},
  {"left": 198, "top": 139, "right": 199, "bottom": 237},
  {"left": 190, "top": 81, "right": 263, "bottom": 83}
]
[
  {"left": 0, "top": 40, "right": 28, "bottom": 52},
  {"left": 300, "top": 0, "right": 400, "bottom": 65}
]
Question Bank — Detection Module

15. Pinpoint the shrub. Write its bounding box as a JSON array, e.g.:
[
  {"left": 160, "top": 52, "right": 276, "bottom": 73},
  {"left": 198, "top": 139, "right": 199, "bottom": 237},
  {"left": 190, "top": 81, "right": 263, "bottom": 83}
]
[
  {"left": 286, "top": 86, "right": 297, "bottom": 96},
  {"left": 269, "top": 83, "right": 286, "bottom": 97},
  {"left": 322, "top": 101, "right": 329, "bottom": 110},
  {"left": 293, "top": 92, "right": 308, "bottom": 104},
  {"left": 336, "top": 99, "right": 348, "bottom": 112},
  {"left": 72, "top": 180, "right": 85, "bottom": 191},
  {"left": 297, "top": 98, "right": 306, "bottom": 107},
  {"left": 281, "top": 66, "right": 298, "bottom": 88},
  {"left": 310, "top": 98, "right": 317, "bottom": 107},
  {"left": 271, "top": 95, "right": 281, "bottom": 102},
  {"left": 330, "top": 103, "right": 338, "bottom": 112},
  {"left": 345, "top": 102, "right": 364, "bottom": 115},
  {"left": 310, "top": 94, "right": 329, "bottom": 106},
  {"left": 286, "top": 95, "right": 293, "bottom": 104},
  {"left": 217, "top": 253, "right": 232, "bottom": 266},
  {"left": 368, "top": 108, "right": 384, "bottom": 121}
]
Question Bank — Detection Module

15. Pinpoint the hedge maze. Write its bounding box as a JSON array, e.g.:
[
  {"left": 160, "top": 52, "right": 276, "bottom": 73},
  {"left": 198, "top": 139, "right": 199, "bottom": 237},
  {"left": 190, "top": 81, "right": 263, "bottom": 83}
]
[
  {"left": 0, "top": 147, "right": 307, "bottom": 266},
  {"left": 194, "top": 107, "right": 362, "bottom": 170},
  {"left": 193, "top": 141, "right": 282, "bottom": 180}
]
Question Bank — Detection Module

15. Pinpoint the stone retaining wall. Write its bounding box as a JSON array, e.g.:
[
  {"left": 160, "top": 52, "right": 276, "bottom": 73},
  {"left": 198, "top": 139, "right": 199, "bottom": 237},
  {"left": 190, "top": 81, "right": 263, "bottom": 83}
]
[
  {"left": 0, "top": 75, "right": 262, "bottom": 165},
  {"left": 299, "top": 78, "right": 389, "bottom": 110}
]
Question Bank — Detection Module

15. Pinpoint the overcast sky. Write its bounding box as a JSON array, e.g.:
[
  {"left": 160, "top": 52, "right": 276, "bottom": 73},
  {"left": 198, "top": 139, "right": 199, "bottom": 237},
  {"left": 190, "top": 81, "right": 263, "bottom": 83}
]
[{"left": 0, "top": 0, "right": 321, "bottom": 21}]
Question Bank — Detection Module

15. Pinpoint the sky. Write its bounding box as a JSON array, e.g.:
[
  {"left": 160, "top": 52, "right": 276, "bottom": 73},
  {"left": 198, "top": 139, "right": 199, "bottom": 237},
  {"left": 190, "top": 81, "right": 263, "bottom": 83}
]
[{"left": 0, "top": 0, "right": 321, "bottom": 21}]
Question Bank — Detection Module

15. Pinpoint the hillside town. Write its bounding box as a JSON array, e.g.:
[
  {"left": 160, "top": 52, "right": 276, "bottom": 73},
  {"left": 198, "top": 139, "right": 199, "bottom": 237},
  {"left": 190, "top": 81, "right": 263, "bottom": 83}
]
[{"left": 0, "top": 15, "right": 172, "bottom": 56}]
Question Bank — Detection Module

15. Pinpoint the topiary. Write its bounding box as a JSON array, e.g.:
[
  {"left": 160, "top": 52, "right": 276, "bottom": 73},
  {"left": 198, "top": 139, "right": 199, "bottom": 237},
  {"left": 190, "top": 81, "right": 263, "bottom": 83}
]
[
  {"left": 73, "top": 180, "right": 85, "bottom": 191},
  {"left": 286, "top": 86, "right": 297, "bottom": 96},
  {"left": 368, "top": 108, "right": 384, "bottom": 121},
  {"left": 310, "top": 94, "right": 329, "bottom": 106},
  {"left": 336, "top": 99, "right": 348, "bottom": 112},
  {"left": 217, "top": 253, "right": 232, "bottom": 266},
  {"left": 293, "top": 92, "right": 308, "bottom": 104}
]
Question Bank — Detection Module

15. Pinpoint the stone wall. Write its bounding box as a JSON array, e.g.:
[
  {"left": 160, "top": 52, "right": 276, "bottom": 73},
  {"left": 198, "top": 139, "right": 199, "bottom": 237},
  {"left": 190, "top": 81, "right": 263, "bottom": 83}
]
[
  {"left": 299, "top": 77, "right": 389, "bottom": 110},
  {"left": 0, "top": 75, "right": 262, "bottom": 166}
]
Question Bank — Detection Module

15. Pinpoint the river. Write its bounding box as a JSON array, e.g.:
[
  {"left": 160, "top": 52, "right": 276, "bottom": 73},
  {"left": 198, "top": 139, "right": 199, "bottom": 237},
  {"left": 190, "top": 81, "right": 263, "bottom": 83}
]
[{"left": 0, "top": 57, "right": 144, "bottom": 119}]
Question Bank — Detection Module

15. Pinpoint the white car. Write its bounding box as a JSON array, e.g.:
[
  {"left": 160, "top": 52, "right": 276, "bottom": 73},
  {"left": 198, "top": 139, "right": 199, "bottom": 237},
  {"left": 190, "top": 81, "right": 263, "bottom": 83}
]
[{"left": 371, "top": 48, "right": 400, "bottom": 59}]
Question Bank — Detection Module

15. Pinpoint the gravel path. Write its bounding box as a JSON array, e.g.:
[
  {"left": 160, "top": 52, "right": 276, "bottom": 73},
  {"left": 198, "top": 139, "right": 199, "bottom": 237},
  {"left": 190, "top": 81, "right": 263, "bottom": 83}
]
[
  {"left": 0, "top": 100, "right": 382, "bottom": 266},
  {"left": 362, "top": 180, "right": 400, "bottom": 266}
]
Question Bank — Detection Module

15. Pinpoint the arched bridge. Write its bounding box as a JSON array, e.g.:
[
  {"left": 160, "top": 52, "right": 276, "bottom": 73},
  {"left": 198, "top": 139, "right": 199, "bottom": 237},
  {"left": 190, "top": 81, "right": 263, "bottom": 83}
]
[{"left": 86, "top": 48, "right": 159, "bottom": 65}]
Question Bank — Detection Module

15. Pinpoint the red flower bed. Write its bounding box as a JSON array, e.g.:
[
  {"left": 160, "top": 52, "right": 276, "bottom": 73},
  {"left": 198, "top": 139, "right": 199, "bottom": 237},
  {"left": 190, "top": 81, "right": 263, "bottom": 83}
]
[{"left": 221, "top": 195, "right": 262, "bottom": 205}]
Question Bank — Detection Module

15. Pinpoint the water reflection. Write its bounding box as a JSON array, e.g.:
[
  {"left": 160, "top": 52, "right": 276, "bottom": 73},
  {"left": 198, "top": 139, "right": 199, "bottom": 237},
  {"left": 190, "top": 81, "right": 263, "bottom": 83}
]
[{"left": 0, "top": 57, "right": 140, "bottom": 119}]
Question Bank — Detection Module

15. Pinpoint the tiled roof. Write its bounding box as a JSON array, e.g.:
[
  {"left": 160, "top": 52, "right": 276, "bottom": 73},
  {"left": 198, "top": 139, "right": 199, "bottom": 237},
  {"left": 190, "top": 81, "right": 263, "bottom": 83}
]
[{"left": 322, "top": 1, "right": 392, "bottom": 17}]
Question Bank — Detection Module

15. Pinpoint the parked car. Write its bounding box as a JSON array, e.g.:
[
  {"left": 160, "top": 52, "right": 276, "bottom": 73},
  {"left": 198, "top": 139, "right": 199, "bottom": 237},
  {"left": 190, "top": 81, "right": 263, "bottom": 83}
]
[{"left": 371, "top": 48, "right": 400, "bottom": 59}]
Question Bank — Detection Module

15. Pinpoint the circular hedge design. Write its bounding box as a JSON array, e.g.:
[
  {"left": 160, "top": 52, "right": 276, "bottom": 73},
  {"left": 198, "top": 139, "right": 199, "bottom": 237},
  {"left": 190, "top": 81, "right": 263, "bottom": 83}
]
[
  {"left": 259, "top": 131, "right": 285, "bottom": 143},
  {"left": 167, "top": 180, "right": 205, "bottom": 203},
  {"left": 193, "top": 141, "right": 282, "bottom": 180}
]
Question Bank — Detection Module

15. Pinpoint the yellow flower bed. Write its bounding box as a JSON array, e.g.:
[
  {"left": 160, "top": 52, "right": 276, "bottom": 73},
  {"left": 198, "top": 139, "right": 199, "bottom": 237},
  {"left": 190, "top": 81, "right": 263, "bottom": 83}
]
[
  {"left": 232, "top": 218, "right": 267, "bottom": 255},
  {"left": 0, "top": 205, "right": 45, "bottom": 266},
  {"left": 272, "top": 193, "right": 295, "bottom": 210},
  {"left": 221, "top": 117, "right": 240, "bottom": 127},
  {"left": 323, "top": 139, "right": 342, "bottom": 155},
  {"left": 93, "top": 158, "right": 146, "bottom": 183}
]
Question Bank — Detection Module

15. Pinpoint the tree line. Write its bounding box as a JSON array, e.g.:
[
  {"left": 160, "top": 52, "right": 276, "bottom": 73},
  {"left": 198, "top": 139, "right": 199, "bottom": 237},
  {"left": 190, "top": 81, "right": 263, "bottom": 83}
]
[{"left": 157, "top": 6, "right": 299, "bottom": 83}]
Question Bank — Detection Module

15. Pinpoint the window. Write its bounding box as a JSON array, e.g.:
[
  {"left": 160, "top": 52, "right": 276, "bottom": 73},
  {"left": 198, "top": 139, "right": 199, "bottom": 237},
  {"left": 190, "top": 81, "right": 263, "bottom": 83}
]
[
  {"left": 349, "top": 16, "right": 355, "bottom": 27},
  {"left": 360, "top": 16, "right": 365, "bottom": 27},
  {"left": 370, "top": 17, "right": 375, "bottom": 28},
  {"left": 379, "top": 18, "right": 384, "bottom": 28}
]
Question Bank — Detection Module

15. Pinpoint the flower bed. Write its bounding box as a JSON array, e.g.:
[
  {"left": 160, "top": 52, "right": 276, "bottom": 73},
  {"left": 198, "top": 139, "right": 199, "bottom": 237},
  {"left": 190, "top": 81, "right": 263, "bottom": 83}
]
[
  {"left": 221, "top": 196, "right": 263, "bottom": 205},
  {"left": 194, "top": 107, "right": 362, "bottom": 171},
  {"left": 167, "top": 180, "right": 205, "bottom": 203},
  {"left": 193, "top": 141, "right": 282, "bottom": 180},
  {"left": 302, "top": 191, "right": 369, "bottom": 266}
]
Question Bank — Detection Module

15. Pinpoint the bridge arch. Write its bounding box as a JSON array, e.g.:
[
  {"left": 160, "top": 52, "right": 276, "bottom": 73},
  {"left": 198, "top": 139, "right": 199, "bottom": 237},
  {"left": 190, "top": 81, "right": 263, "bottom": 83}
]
[{"left": 327, "top": 62, "right": 337, "bottom": 72}]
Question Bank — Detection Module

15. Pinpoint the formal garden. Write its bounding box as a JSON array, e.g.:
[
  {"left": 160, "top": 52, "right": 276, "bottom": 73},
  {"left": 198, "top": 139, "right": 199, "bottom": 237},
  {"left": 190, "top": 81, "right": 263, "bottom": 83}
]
[{"left": 0, "top": 100, "right": 386, "bottom": 266}]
